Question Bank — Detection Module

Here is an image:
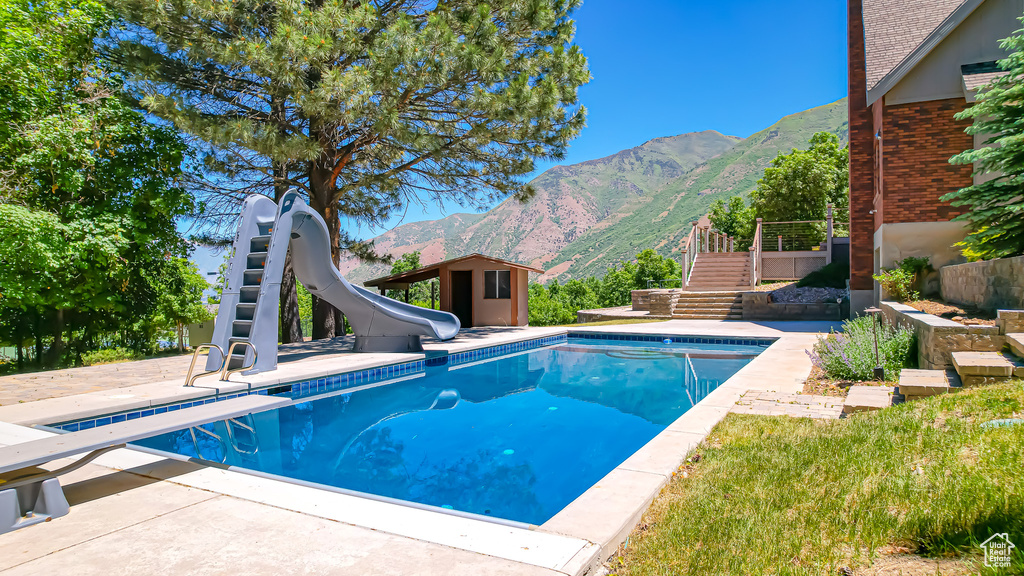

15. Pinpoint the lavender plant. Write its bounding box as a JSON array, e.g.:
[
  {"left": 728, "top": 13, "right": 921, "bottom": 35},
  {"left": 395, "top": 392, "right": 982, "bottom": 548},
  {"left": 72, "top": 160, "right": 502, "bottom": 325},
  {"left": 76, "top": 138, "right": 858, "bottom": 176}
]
[{"left": 807, "top": 316, "right": 915, "bottom": 381}]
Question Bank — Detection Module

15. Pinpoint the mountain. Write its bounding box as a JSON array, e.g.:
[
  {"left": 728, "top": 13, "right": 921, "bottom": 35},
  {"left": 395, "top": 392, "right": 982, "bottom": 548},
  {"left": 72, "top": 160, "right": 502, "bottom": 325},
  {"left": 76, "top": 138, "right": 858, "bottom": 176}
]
[{"left": 342, "top": 98, "right": 848, "bottom": 284}]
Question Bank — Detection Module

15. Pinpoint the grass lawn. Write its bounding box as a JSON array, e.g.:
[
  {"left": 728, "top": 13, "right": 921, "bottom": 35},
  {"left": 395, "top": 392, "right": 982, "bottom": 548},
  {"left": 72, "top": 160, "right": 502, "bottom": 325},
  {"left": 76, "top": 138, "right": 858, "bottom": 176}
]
[{"left": 612, "top": 381, "right": 1024, "bottom": 575}]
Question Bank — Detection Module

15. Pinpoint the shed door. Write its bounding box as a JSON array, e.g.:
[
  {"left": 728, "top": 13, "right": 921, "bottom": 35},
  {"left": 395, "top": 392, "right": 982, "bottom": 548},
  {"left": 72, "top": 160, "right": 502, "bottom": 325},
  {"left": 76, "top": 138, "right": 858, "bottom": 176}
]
[{"left": 450, "top": 270, "right": 473, "bottom": 328}]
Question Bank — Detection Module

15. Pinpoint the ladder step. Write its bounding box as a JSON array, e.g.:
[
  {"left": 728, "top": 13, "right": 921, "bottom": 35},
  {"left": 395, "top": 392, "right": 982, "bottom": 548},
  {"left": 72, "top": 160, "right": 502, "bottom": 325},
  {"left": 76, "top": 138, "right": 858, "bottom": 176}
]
[
  {"left": 235, "top": 304, "right": 256, "bottom": 321},
  {"left": 250, "top": 235, "right": 271, "bottom": 252},
  {"left": 246, "top": 252, "right": 268, "bottom": 270},
  {"left": 232, "top": 320, "right": 253, "bottom": 338},
  {"left": 242, "top": 269, "right": 264, "bottom": 286},
  {"left": 256, "top": 221, "right": 274, "bottom": 235},
  {"left": 239, "top": 286, "right": 260, "bottom": 303}
]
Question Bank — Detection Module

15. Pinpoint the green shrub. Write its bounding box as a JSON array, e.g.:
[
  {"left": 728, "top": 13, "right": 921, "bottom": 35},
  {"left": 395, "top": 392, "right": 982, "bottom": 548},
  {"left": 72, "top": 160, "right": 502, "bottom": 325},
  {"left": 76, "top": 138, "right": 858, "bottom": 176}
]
[
  {"left": 873, "top": 268, "right": 918, "bottom": 302},
  {"left": 81, "top": 347, "right": 142, "bottom": 366},
  {"left": 796, "top": 262, "right": 849, "bottom": 288},
  {"left": 897, "top": 256, "right": 931, "bottom": 275},
  {"left": 807, "top": 316, "right": 915, "bottom": 381}
]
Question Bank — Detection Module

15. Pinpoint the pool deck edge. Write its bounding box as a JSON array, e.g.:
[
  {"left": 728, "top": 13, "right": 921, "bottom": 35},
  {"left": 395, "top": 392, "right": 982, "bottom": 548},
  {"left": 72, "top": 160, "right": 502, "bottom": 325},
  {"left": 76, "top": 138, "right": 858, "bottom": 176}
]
[
  {"left": 534, "top": 321, "right": 830, "bottom": 570},
  {"left": 0, "top": 320, "right": 835, "bottom": 576}
]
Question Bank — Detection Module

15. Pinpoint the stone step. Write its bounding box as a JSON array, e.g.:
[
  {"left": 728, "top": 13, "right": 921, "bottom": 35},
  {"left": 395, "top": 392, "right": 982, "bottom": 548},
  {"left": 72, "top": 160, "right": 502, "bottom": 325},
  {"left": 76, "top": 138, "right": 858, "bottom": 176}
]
[
  {"left": 951, "top": 351, "right": 1024, "bottom": 387},
  {"left": 843, "top": 385, "right": 898, "bottom": 413},
  {"left": 898, "top": 368, "right": 952, "bottom": 401},
  {"left": 674, "top": 308, "right": 740, "bottom": 314},
  {"left": 1007, "top": 333, "right": 1024, "bottom": 359},
  {"left": 675, "top": 297, "right": 741, "bottom": 303},
  {"left": 673, "top": 313, "right": 743, "bottom": 320}
]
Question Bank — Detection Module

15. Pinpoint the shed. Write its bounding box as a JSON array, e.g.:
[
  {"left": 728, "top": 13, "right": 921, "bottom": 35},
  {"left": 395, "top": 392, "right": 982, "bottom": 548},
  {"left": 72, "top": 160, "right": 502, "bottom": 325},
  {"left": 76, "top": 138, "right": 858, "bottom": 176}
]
[{"left": 364, "top": 254, "right": 544, "bottom": 328}]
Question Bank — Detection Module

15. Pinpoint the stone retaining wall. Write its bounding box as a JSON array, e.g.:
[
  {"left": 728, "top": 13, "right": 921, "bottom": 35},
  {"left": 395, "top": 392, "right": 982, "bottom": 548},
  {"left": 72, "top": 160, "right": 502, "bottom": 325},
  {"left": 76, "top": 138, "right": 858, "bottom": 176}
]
[
  {"left": 576, "top": 307, "right": 670, "bottom": 323},
  {"left": 940, "top": 256, "right": 1024, "bottom": 310},
  {"left": 630, "top": 290, "right": 653, "bottom": 312},
  {"left": 647, "top": 290, "right": 679, "bottom": 316},
  {"left": 880, "top": 301, "right": 1023, "bottom": 369},
  {"left": 741, "top": 292, "right": 841, "bottom": 321}
]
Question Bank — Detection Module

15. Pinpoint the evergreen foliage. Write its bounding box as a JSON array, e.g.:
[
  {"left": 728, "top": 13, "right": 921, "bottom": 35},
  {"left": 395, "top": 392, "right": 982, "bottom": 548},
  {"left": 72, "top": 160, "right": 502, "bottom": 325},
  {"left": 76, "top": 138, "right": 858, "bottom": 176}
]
[
  {"left": 946, "top": 20, "right": 1024, "bottom": 259},
  {"left": 104, "top": 0, "right": 589, "bottom": 337}
]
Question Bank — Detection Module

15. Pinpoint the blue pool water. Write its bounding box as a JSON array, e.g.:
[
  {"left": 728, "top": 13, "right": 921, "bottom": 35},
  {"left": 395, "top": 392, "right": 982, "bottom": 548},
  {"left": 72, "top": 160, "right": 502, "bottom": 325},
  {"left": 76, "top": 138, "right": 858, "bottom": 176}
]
[{"left": 134, "top": 337, "right": 765, "bottom": 524}]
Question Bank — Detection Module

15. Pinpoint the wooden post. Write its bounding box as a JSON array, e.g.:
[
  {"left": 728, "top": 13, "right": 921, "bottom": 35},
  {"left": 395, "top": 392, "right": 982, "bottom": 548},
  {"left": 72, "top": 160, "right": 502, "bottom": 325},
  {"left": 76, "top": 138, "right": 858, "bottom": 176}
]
[
  {"left": 826, "top": 203, "right": 834, "bottom": 265},
  {"left": 405, "top": 287, "right": 410, "bottom": 303},
  {"left": 431, "top": 280, "right": 436, "bottom": 309}
]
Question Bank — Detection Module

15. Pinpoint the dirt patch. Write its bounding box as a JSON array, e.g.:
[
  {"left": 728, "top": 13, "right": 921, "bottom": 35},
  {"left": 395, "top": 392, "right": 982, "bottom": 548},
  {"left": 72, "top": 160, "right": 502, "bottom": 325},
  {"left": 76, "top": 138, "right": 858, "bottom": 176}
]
[
  {"left": 802, "top": 366, "right": 897, "bottom": 398},
  {"left": 755, "top": 281, "right": 795, "bottom": 293},
  {"left": 906, "top": 299, "right": 996, "bottom": 326},
  {"left": 849, "top": 550, "right": 977, "bottom": 576}
]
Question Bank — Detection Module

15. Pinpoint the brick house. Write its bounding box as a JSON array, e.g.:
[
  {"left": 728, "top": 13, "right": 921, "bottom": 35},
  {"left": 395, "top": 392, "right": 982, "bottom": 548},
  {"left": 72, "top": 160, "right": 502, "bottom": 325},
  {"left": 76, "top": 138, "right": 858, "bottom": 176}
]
[{"left": 847, "top": 0, "right": 1020, "bottom": 312}]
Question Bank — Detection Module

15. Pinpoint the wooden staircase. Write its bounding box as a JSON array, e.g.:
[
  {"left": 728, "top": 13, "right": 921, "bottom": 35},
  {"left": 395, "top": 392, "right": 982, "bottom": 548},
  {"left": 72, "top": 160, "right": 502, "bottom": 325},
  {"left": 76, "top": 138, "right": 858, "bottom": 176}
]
[{"left": 685, "top": 252, "right": 751, "bottom": 291}]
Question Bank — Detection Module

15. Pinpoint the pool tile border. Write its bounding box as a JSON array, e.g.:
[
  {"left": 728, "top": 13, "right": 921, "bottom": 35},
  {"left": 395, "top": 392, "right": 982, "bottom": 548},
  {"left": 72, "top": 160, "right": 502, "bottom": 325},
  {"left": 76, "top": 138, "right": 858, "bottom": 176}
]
[
  {"left": 50, "top": 333, "right": 568, "bottom": 431},
  {"left": 50, "top": 331, "right": 770, "bottom": 432},
  {"left": 567, "top": 331, "right": 775, "bottom": 347}
]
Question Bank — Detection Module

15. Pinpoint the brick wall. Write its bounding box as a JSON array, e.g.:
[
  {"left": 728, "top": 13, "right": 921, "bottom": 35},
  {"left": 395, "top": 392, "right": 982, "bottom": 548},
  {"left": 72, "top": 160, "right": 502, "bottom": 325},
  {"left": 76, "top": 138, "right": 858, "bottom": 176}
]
[
  {"left": 879, "top": 98, "right": 973, "bottom": 223},
  {"left": 848, "top": 0, "right": 875, "bottom": 292}
]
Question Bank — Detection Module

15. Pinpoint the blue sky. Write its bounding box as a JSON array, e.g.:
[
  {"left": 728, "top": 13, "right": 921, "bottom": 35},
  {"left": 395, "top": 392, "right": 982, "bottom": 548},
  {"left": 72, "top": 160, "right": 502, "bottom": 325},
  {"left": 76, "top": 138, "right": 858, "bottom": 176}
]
[{"left": 347, "top": 0, "right": 848, "bottom": 237}]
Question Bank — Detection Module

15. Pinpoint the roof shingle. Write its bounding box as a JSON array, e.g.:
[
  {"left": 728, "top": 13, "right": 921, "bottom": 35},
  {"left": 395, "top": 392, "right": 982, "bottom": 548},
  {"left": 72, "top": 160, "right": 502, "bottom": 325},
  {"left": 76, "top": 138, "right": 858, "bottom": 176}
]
[{"left": 862, "top": 0, "right": 969, "bottom": 91}]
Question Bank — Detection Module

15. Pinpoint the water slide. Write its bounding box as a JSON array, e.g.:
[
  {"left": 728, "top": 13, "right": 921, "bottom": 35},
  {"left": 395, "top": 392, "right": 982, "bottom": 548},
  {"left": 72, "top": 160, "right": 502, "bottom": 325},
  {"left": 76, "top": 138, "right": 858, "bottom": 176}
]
[{"left": 206, "top": 192, "right": 460, "bottom": 374}]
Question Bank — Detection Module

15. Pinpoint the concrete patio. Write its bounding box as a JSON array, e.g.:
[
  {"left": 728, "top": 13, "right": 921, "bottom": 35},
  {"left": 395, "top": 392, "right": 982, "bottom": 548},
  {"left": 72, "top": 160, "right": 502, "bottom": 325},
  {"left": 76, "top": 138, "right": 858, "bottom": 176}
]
[{"left": 0, "top": 320, "right": 838, "bottom": 575}]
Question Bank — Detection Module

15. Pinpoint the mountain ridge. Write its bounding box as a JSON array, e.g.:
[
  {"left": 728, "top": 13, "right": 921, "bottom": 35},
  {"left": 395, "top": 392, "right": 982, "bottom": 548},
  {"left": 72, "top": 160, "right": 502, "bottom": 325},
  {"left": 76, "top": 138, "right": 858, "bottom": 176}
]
[{"left": 342, "top": 98, "right": 848, "bottom": 284}]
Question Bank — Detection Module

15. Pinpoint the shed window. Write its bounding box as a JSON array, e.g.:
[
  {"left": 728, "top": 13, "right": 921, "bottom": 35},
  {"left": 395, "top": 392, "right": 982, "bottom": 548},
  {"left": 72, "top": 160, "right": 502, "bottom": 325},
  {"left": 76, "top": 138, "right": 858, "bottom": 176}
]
[{"left": 484, "top": 270, "right": 511, "bottom": 299}]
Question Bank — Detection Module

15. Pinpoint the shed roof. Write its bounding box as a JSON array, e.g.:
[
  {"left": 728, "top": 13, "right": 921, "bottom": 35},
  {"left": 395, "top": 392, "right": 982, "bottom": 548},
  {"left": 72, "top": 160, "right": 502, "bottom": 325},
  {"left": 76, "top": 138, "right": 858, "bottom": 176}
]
[{"left": 363, "top": 253, "right": 545, "bottom": 288}]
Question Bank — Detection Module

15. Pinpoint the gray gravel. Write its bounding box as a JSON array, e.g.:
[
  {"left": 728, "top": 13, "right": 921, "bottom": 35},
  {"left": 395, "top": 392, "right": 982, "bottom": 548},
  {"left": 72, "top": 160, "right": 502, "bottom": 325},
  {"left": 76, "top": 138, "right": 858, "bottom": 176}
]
[{"left": 770, "top": 286, "right": 847, "bottom": 303}]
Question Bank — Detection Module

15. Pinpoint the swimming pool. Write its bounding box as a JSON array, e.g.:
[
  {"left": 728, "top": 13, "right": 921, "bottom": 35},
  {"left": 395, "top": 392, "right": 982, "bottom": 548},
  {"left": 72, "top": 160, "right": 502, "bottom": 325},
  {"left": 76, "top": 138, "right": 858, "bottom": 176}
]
[{"left": 133, "top": 335, "right": 768, "bottom": 525}]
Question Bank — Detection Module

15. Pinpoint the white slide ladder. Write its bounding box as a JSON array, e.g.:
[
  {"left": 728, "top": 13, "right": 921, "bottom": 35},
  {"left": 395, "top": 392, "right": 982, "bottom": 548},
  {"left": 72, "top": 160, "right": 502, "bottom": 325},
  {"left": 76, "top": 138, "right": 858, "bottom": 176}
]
[{"left": 201, "top": 192, "right": 460, "bottom": 377}]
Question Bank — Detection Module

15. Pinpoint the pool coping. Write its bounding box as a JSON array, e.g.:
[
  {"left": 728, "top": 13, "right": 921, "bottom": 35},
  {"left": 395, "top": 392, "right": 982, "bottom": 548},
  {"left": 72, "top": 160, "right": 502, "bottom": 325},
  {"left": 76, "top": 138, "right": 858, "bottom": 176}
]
[{"left": 0, "top": 320, "right": 830, "bottom": 575}]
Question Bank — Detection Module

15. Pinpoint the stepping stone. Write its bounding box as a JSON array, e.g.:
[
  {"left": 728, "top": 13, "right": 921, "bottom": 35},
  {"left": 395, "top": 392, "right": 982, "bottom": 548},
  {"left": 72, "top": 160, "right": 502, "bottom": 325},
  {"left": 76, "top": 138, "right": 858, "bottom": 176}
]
[
  {"left": 1007, "top": 333, "right": 1024, "bottom": 363},
  {"left": 844, "top": 385, "right": 895, "bottom": 414},
  {"left": 951, "top": 351, "right": 1020, "bottom": 387},
  {"left": 898, "top": 369, "right": 951, "bottom": 401}
]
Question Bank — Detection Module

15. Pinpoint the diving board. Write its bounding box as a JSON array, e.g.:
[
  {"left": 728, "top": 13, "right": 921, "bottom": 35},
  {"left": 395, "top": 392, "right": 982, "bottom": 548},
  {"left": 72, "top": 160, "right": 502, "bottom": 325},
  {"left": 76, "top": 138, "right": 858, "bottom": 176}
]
[{"left": 0, "top": 393, "right": 288, "bottom": 534}]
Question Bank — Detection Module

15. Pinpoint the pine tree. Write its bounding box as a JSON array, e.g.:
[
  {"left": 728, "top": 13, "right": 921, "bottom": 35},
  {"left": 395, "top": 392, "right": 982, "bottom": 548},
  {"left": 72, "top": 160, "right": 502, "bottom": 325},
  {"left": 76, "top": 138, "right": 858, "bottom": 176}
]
[
  {"left": 104, "top": 0, "right": 589, "bottom": 338},
  {"left": 946, "top": 19, "right": 1024, "bottom": 260}
]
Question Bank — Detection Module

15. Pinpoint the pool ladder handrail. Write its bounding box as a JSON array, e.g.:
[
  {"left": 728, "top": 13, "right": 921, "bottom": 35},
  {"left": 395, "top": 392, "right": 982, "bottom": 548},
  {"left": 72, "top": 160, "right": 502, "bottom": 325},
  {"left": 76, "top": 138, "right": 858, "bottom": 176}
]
[
  {"left": 183, "top": 342, "right": 258, "bottom": 386},
  {"left": 188, "top": 416, "right": 260, "bottom": 462}
]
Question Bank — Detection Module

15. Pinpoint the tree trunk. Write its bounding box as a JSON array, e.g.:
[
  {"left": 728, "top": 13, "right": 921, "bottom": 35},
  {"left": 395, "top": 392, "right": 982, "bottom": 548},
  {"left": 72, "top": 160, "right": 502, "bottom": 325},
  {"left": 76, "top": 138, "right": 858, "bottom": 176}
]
[
  {"left": 16, "top": 343, "right": 23, "bottom": 371},
  {"left": 54, "top": 308, "right": 65, "bottom": 366},
  {"left": 177, "top": 322, "right": 184, "bottom": 352},
  {"left": 280, "top": 248, "right": 304, "bottom": 343},
  {"left": 308, "top": 142, "right": 342, "bottom": 340},
  {"left": 312, "top": 294, "right": 336, "bottom": 339},
  {"left": 273, "top": 157, "right": 303, "bottom": 344}
]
